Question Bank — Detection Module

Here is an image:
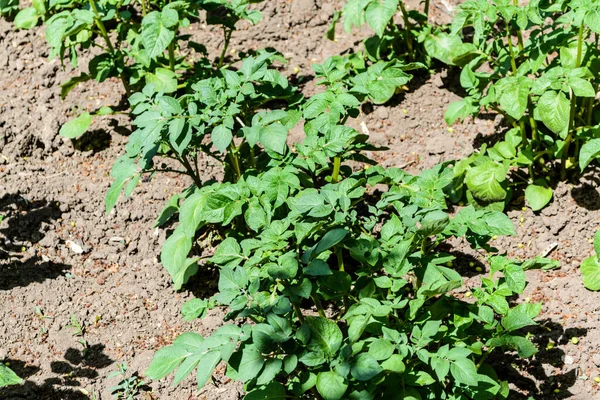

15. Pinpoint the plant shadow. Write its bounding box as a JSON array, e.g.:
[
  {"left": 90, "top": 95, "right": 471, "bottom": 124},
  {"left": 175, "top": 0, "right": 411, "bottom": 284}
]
[
  {"left": 0, "top": 343, "right": 113, "bottom": 399},
  {"left": 490, "top": 320, "right": 588, "bottom": 399},
  {"left": 0, "top": 193, "right": 71, "bottom": 290},
  {"left": 571, "top": 180, "right": 600, "bottom": 211}
]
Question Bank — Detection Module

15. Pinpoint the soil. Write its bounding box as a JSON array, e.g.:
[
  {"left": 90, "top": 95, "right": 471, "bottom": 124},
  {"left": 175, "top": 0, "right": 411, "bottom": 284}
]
[{"left": 1, "top": 0, "right": 600, "bottom": 399}]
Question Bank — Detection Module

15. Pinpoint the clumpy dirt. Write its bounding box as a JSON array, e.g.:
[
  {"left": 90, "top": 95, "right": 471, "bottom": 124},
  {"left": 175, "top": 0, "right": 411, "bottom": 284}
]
[{"left": 2, "top": 0, "right": 600, "bottom": 399}]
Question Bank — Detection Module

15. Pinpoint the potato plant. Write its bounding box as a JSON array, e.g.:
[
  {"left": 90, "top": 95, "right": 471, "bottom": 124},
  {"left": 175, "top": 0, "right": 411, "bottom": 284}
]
[
  {"left": 147, "top": 159, "right": 559, "bottom": 399},
  {"left": 330, "top": 0, "right": 434, "bottom": 63},
  {"left": 99, "top": 43, "right": 560, "bottom": 397},
  {"left": 11, "top": 0, "right": 265, "bottom": 139},
  {"left": 426, "top": 0, "right": 600, "bottom": 210},
  {"left": 131, "top": 87, "right": 559, "bottom": 400}
]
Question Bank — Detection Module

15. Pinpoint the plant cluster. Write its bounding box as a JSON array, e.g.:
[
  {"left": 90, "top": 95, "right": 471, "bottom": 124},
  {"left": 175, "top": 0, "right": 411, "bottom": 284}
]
[
  {"left": 1, "top": 0, "right": 578, "bottom": 396},
  {"left": 9, "top": 0, "right": 265, "bottom": 139},
  {"left": 101, "top": 46, "right": 557, "bottom": 398},
  {"left": 425, "top": 0, "right": 600, "bottom": 209}
]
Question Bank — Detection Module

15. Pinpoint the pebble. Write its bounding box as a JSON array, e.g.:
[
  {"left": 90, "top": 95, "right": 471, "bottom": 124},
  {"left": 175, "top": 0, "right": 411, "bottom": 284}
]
[
  {"left": 592, "top": 354, "right": 600, "bottom": 367},
  {"left": 563, "top": 355, "right": 574, "bottom": 365}
]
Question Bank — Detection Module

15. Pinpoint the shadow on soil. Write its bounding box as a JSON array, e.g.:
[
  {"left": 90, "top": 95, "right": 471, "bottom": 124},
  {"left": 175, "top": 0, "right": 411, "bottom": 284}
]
[
  {"left": 571, "top": 182, "right": 600, "bottom": 211},
  {"left": 0, "top": 194, "right": 70, "bottom": 290},
  {"left": 491, "top": 321, "right": 588, "bottom": 399},
  {"left": 0, "top": 344, "right": 113, "bottom": 399}
]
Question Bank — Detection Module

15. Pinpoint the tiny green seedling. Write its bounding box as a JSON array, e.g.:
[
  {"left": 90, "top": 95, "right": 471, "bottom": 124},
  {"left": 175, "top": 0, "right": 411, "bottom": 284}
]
[{"left": 109, "top": 363, "right": 149, "bottom": 400}]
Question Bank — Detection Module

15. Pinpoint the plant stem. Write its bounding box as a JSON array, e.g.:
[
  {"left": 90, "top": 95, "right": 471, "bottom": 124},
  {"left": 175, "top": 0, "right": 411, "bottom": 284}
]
[
  {"left": 179, "top": 154, "right": 202, "bottom": 187},
  {"left": 218, "top": 28, "right": 233, "bottom": 68},
  {"left": 335, "top": 247, "right": 344, "bottom": 272},
  {"left": 292, "top": 302, "right": 305, "bottom": 323},
  {"left": 424, "top": 0, "right": 430, "bottom": 18},
  {"left": 331, "top": 157, "right": 341, "bottom": 183},
  {"left": 561, "top": 25, "right": 584, "bottom": 180},
  {"left": 311, "top": 295, "right": 327, "bottom": 319},
  {"left": 505, "top": 25, "right": 518, "bottom": 75},
  {"left": 398, "top": 2, "right": 414, "bottom": 61},
  {"left": 168, "top": 42, "right": 176, "bottom": 71},
  {"left": 88, "top": 0, "right": 130, "bottom": 96},
  {"left": 228, "top": 143, "right": 242, "bottom": 181}
]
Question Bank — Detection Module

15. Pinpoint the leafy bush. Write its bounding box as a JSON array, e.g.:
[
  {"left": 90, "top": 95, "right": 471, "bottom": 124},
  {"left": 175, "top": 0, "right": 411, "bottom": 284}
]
[
  {"left": 12, "top": 0, "right": 265, "bottom": 139},
  {"left": 103, "top": 50, "right": 558, "bottom": 399},
  {"left": 143, "top": 124, "right": 556, "bottom": 399},
  {"left": 426, "top": 0, "right": 600, "bottom": 210}
]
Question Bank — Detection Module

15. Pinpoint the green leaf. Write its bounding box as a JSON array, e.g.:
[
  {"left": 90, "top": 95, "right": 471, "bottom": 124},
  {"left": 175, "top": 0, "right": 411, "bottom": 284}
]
[
  {"left": 465, "top": 160, "right": 507, "bottom": 202},
  {"left": 450, "top": 357, "right": 478, "bottom": 386},
  {"left": 245, "top": 382, "right": 287, "bottom": 400},
  {"left": 14, "top": 7, "right": 39, "bottom": 29},
  {"left": 181, "top": 298, "right": 208, "bottom": 321},
  {"left": 59, "top": 112, "right": 93, "bottom": 139},
  {"left": 60, "top": 74, "right": 92, "bottom": 99},
  {"left": 444, "top": 98, "right": 477, "bottom": 125},
  {"left": 145, "top": 68, "right": 177, "bottom": 93},
  {"left": 568, "top": 77, "right": 596, "bottom": 97},
  {"left": 0, "top": 363, "right": 22, "bottom": 387},
  {"left": 501, "top": 308, "right": 536, "bottom": 332},
  {"left": 305, "top": 317, "right": 343, "bottom": 358},
  {"left": 504, "top": 263, "right": 526, "bottom": 293},
  {"left": 195, "top": 350, "right": 221, "bottom": 388},
  {"left": 210, "top": 237, "right": 243, "bottom": 268},
  {"left": 212, "top": 125, "right": 233, "bottom": 153},
  {"left": 141, "top": 11, "right": 176, "bottom": 58},
  {"left": 313, "top": 229, "right": 348, "bottom": 258},
  {"left": 496, "top": 76, "right": 532, "bottom": 120},
  {"left": 316, "top": 371, "right": 348, "bottom": 400},
  {"left": 525, "top": 180, "right": 552, "bottom": 211},
  {"left": 351, "top": 353, "right": 382, "bottom": 381},
  {"left": 581, "top": 256, "right": 600, "bottom": 291},
  {"left": 161, "top": 229, "right": 192, "bottom": 287},
  {"left": 260, "top": 122, "right": 288, "bottom": 154},
  {"left": 154, "top": 193, "right": 180, "bottom": 228},
  {"left": 365, "top": 0, "right": 398, "bottom": 37},
  {"left": 536, "top": 91, "right": 569, "bottom": 137},
  {"left": 579, "top": 138, "right": 600, "bottom": 171},
  {"left": 227, "top": 344, "right": 265, "bottom": 382},
  {"left": 145, "top": 344, "right": 190, "bottom": 380},
  {"left": 594, "top": 229, "right": 600, "bottom": 255}
]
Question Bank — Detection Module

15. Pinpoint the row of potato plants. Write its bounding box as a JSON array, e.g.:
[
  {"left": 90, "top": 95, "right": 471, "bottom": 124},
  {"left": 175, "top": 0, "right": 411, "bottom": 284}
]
[
  {"left": 111, "top": 56, "right": 558, "bottom": 398},
  {"left": 0, "top": 0, "right": 567, "bottom": 396},
  {"left": 338, "top": 0, "right": 600, "bottom": 213},
  {"left": 333, "top": 0, "right": 600, "bottom": 290}
]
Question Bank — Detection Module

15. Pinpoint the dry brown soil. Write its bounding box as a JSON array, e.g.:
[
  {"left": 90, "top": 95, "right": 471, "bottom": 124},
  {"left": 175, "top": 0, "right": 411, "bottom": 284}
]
[{"left": 1, "top": 1, "right": 600, "bottom": 399}]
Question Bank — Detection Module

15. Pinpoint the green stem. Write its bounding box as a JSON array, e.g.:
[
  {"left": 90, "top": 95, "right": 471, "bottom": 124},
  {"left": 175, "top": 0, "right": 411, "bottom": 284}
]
[
  {"left": 311, "top": 295, "right": 327, "bottom": 319},
  {"left": 218, "top": 28, "right": 233, "bottom": 68},
  {"left": 336, "top": 247, "right": 344, "bottom": 272},
  {"left": 505, "top": 25, "right": 518, "bottom": 75},
  {"left": 561, "top": 25, "right": 584, "bottom": 180},
  {"left": 168, "top": 42, "right": 176, "bottom": 71},
  {"left": 398, "top": 1, "right": 414, "bottom": 61},
  {"left": 292, "top": 303, "right": 305, "bottom": 324},
  {"left": 424, "top": 0, "right": 430, "bottom": 18},
  {"left": 561, "top": 88, "right": 577, "bottom": 180},
  {"left": 228, "top": 143, "right": 242, "bottom": 181},
  {"left": 88, "top": 0, "right": 130, "bottom": 96},
  {"left": 331, "top": 157, "right": 341, "bottom": 183}
]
